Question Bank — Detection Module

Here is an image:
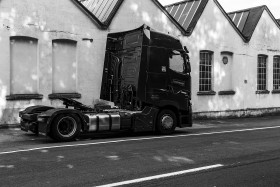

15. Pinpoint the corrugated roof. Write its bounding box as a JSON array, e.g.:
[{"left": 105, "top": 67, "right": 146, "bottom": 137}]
[
  {"left": 228, "top": 6, "right": 265, "bottom": 41},
  {"left": 75, "top": 0, "right": 124, "bottom": 28},
  {"left": 73, "top": 0, "right": 187, "bottom": 33},
  {"left": 165, "top": 0, "right": 208, "bottom": 34},
  {"left": 79, "top": 0, "right": 119, "bottom": 22}
]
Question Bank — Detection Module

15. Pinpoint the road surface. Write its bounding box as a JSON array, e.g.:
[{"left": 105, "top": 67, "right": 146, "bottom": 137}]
[{"left": 0, "top": 116, "right": 280, "bottom": 186}]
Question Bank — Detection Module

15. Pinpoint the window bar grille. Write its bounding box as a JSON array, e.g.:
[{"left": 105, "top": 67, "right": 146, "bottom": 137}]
[
  {"left": 199, "top": 52, "right": 212, "bottom": 91},
  {"left": 273, "top": 56, "right": 280, "bottom": 90},
  {"left": 257, "top": 56, "right": 267, "bottom": 91}
]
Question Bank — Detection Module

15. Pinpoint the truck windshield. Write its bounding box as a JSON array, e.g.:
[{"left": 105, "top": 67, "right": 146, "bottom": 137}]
[{"left": 169, "top": 50, "right": 187, "bottom": 74}]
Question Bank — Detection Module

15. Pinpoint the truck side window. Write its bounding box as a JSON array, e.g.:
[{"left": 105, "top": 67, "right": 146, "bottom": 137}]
[{"left": 169, "top": 50, "right": 185, "bottom": 73}]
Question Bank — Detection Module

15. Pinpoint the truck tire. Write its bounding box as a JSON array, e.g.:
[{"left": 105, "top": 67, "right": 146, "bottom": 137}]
[
  {"left": 157, "top": 109, "right": 177, "bottom": 135},
  {"left": 50, "top": 114, "right": 81, "bottom": 142}
]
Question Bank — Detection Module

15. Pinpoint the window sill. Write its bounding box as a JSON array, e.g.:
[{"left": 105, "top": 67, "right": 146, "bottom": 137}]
[
  {"left": 6, "top": 94, "right": 43, "bottom": 101},
  {"left": 197, "top": 91, "right": 216, "bottom": 96},
  {"left": 255, "top": 90, "right": 270, "bottom": 94},
  {"left": 48, "top": 93, "right": 81, "bottom": 99},
  {"left": 218, "top": 90, "right": 236, "bottom": 95},
  {"left": 272, "top": 90, "right": 280, "bottom": 94}
]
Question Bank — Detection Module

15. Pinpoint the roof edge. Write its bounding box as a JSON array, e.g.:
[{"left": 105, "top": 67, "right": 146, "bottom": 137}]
[
  {"left": 228, "top": 5, "right": 280, "bottom": 42},
  {"left": 213, "top": 0, "right": 248, "bottom": 42},
  {"left": 151, "top": 0, "right": 189, "bottom": 36},
  {"left": 103, "top": 0, "right": 124, "bottom": 26},
  {"left": 228, "top": 5, "right": 266, "bottom": 15},
  {"left": 262, "top": 6, "right": 280, "bottom": 31},
  {"left": 163, "top": 0, "right": 210, "bottom": 36},
  {"left": 165, "top": 0, "right": 192, "bottom": 8},
  {"left": 71, "top": 0, "right": 106, "bottom": 29},
  {"left": 244, "top": 6, "right": 265, "bottom": 41},
  {"left": 185, "top": 0, "right": 209, "bottom": 35},
  {"left": 71, "top": 0, "right": 124, "bottom": 30}
]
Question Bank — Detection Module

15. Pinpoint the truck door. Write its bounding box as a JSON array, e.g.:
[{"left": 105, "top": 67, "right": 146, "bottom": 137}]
[
  {"left": 100, "top": 52, "right": 122, "bottom": 103},
  {"left": 168, "top": 50, "right": 189, "bottom": 93}
]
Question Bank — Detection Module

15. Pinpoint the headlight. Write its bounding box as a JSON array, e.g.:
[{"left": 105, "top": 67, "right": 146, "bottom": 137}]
[
  {"left": 37, "top": 116, "right": 49, "bottom": 123},
  {"left": 19, "top": 111, "right": 23, "bottom": 118}
]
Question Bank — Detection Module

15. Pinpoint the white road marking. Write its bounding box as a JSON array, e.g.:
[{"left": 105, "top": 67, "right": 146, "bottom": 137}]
[
  {"left": 95, "top": 164, "right": 224, "bottom": 187},
  {"left": 1, "top": 126, "right": 280, "bottom": 155}
]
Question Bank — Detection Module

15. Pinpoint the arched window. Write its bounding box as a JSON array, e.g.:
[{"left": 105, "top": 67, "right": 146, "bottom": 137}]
[
  {"left": 219, "top": 51, "right": 234, "bottom": 93},
  {"left": 52, "top": 39, "right": 77, "bottom": 94},
  {"left": 10, "top": 36, "right": 38, "bottom": 95}
]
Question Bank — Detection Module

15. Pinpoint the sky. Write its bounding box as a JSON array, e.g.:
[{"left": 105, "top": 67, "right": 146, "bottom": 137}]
[{"left": 158, "top": 0, "right": 280, "bottom": 19}]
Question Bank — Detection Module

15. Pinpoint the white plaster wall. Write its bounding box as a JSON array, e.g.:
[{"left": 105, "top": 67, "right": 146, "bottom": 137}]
[
  {"left": 1, "top": 0, "right": 279, "bottom": 124},
  {"left": 243, "top": 10, "right": 280, "bottom": 109},
  {"left": 181, "top": 0, "right": 247, "bottom": 113},
  {"left": 220, "top": 54, "right": 233, "bottom": 90},
  {"left": 108, "top": 0, "right": 182, "bottom": 37},
  {"left": 0, "top": 0, "right": 105, "bottom": 124},
  {"left": 183, "top": 1, "right": 280, "bottom": 116},
  {"left": 0, "top": 0, "right": 184, "bottom": 124}
]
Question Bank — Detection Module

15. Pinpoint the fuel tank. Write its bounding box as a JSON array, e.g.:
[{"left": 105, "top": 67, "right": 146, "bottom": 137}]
[{"left": 86, "top": 113, "right": 121, "bottom": 132}]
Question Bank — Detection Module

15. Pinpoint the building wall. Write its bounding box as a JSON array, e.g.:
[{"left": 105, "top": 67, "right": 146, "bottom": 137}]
[
  {"left": 0, "top": 0, "right": 183, "bottom": 125},
  {"left": 1, "top": 0, "right": 280, "bottom": 125},
  {"left": 180, "top": 0, "right": 247, "bottom": 114},
  {"left": 108, "top": 0, "right": 181, "bottom": 36},
  {"left": 182, "top": 0, "right": 280, "bottom": 118},
  {"left": 244, "top": 10, "right": 280, "bottom": 109},
  {"left": 0, "top": 0, "right": 106, "bottom": 124}
]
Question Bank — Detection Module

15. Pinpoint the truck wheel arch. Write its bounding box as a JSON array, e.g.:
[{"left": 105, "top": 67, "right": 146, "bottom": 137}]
[
  {"left": 157, "top": 105, "right": 180, "bottom": 128},
  {"left": 50, "top": 113, "right": 81, "bottom": 141},
  {"left": 45, "top": 110, "right": 87, "bottom": 135},
  {"left": 156, "top": 108, "right": 177, "bottom": 134}
]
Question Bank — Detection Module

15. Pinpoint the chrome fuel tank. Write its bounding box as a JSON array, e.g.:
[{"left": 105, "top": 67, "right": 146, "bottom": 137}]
[{"left": 86, "top": 113, "right": 120, "bottom": 132}]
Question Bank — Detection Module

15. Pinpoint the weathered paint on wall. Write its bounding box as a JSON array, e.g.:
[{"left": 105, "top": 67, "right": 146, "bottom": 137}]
[
  {"left": 0, "top": 0, "right": 103, "bottom": 124},
  {"left": 244, "top": 10, "right": 280, "bottom": 109},
  {"left": 181, "top": 0, "right": 247, "bottom": 113},
  {"left": 0, "top": 0, "right": 183, "bottom": 124},
  {"left": 108, "top": 0, "right": 181, "bottom": 36},
  {"left": 1, "top": 0, "right": 280, "bottom": 125},
  {"left": 183, "top": 0, "right": 280, "bottom": 118}
]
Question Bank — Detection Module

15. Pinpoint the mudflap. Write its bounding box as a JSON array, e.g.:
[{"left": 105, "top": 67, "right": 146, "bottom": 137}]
[
  {"left": 132, "top": 107, "right": 159, "bottom": 132},
  {"left": 179, "top": 103, "right": 192, "bottom": 128},
  {"left": 38, "top": 121, "right": 48, "bottom": 136}
]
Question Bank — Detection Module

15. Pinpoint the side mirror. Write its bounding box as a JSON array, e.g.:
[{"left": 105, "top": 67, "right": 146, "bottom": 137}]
[
  {"left": 186, "top": 61, "right": 191, "bottom": 73},
  {"left": 184, "top": 46, "right": 189, "bottom": 53},
  {"left": 184, "top": 55, "right": 191, "bottom": 73}
]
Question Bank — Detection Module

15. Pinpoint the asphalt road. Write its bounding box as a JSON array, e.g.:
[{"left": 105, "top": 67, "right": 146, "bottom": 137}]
[{"left": 0, "top": 116, "right": 280, "bottom": 187}]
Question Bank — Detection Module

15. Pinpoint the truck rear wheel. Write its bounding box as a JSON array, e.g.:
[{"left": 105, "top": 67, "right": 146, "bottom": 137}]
[
  {"left": 50, "top": 114, "right": 81, "bottom": 142},
  {"left": 157, "top": 109, "right": 177, "bottom": 135}
]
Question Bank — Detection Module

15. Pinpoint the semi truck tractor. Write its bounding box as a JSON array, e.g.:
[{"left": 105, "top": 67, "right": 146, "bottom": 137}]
[{"left": 19, "top": 25, "right": 192, "bottom": 142}]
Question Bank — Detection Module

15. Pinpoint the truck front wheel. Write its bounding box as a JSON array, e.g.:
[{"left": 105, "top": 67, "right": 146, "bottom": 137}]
[
  {"left": 157, "top": 109, "right": 177, "bottom": 135},
  {"left": 50, "top": 114, "right": 81, "bottom": 142}
]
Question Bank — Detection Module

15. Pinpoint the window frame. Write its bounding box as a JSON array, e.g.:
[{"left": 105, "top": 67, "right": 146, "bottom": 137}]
[
  {"left": 169, "top": 50, "right": 186, "bottom": 74},
  {"left": 6, "top": 36, "right": 42, "bottom": 100},
  {"left": 198, "top": 50, "right": 215, "bottom": 95},
  {"left": 273, "top": 55, "right": 280, "bottom": 92},
  {"left": 51, "top": 39, "right": 78, "bottom": 95},
  {"left": 256, "top": 54, "right": 269, "bottom": 94}
]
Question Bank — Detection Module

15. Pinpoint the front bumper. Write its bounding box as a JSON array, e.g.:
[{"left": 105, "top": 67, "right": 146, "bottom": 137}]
[{"left": 20, "top": 119, "right": 38, "bottom": 134}]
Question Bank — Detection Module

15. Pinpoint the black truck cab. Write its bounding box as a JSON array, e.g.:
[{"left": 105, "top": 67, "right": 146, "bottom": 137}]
[{"left": 101, "top": 25, "right": 192, "bottom": 126}]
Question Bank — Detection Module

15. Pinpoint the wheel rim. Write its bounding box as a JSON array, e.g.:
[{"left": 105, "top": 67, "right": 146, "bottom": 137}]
[
  {"left": 161, "top": 114, "right": 174, "bottom": 130},
  {"left": 57, "top": 116, "right": 77, "bottom": 138}
]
